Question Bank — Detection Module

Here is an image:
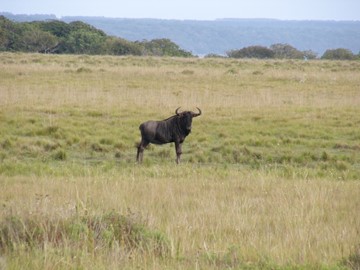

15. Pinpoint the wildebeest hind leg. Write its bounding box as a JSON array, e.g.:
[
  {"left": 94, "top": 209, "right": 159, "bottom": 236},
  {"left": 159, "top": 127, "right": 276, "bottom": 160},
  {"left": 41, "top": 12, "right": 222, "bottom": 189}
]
[{"left": 137, "top": 139, "right": 149, "bottom": 163}]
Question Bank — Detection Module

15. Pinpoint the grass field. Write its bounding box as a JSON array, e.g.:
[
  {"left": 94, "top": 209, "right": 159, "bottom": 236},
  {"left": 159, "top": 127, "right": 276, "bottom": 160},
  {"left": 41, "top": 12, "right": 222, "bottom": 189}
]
[{"left": 0, "top": 52, "right": 360, "bottom": 269}]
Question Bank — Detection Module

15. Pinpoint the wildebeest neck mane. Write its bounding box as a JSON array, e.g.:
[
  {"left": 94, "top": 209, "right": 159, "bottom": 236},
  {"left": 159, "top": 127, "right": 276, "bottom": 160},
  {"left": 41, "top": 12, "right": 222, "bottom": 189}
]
[{"left": 157, "top": 114, "right": 189, "bottom": 139}]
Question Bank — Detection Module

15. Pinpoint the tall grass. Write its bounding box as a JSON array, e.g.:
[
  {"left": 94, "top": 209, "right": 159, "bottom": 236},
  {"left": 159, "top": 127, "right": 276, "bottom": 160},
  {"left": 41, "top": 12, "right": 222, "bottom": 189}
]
[
  {"left": 1, "top": 170, "right": 360, "bottom": 269},
  {"left": 0, "top": 53, "right": 360, "bottom": 269}
]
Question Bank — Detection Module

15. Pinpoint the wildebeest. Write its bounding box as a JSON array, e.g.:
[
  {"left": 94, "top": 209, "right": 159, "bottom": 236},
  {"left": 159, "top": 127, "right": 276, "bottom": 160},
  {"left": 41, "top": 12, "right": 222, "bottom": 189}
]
[{"left": 136, "top": 107, "right": 202, "bottom": 164}]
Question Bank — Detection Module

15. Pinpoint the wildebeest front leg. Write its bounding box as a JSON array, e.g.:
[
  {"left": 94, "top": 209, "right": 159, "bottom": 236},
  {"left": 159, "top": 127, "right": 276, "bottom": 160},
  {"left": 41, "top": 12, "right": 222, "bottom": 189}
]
[
  {"left": 137, "top": 139, "right": 149, "bottom": 163},
  {"left": 175, "top": 141, "right": 182, "bottom": 164}
]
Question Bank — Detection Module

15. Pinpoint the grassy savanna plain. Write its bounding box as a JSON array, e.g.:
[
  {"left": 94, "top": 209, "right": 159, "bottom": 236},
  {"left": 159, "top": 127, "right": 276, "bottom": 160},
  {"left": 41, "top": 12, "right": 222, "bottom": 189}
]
[{"left": 0, "top": 52, "right": 360, "bottom": 269}]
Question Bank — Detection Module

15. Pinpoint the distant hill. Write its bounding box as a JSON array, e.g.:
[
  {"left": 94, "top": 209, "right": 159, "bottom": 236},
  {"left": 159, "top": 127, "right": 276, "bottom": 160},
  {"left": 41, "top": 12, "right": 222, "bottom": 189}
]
[
  {"left": 0, "top": 12, "right": 57, "bottom": 22},
  {"left": 2, "top": 12, "right": 360, "bottom": 56}
]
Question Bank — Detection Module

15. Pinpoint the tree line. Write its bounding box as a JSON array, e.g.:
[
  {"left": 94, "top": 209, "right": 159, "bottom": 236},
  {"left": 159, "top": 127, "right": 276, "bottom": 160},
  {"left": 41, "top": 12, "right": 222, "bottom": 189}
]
[
  {"left": 1, "top": 16, "right": 359, "bottom": 60},
  {"left": 0, "top": 16, "right": 192, "bottom": 57}
]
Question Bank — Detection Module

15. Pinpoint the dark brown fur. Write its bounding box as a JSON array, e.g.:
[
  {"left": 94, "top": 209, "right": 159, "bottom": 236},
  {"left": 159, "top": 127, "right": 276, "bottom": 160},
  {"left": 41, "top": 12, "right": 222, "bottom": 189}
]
[{"left": 137, "top": 107, "right": 201, "bottom": 164}]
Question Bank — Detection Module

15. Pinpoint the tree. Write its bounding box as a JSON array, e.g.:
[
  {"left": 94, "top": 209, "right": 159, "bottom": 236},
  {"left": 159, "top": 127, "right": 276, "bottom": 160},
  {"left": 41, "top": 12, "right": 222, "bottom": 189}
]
[
  {"left": 69, "top": 21, "right": 107, "bottom": 37},
  {"left": 63, "top": 29, "right": 106, "bottom": 54},
  {"left": 104, "top": 37, "right": 141, "bottom": 56},
  {"left": 270, "top": 43, "right": 304, "bottom": 59},
  {"left": 303, "top": 50, "right": 318, "bottom": 60},
  {"left": 0, "top": 16, "right": 23, "bottom": 51},
  {"left": 136, "top": 39, "right": 193, "bottom": 57},
  {"left": 321, "top": 48, "right": 355, "bottom": 60},
  {"left": 37, "top": 20, "right": 72, "bottom": 38},
  {"left": 227, "top": 46, "right": 275, "bottom": 59},
  {"left": 22, "top": 26, "right": 57, "bottom": 53},
  {"left": 0, "top": 16, "right": 10, "bottom": 50}
]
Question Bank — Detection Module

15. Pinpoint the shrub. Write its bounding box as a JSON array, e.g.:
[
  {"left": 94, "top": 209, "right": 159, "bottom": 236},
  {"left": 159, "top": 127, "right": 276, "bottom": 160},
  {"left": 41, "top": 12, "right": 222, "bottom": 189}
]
[
  {"left": 342, "top": 246, "right": 360, "bottom": 270},
  {"left": 270, "top": 43, "right": 304, "bottom": 59},
  {"left": 52, "top": 149, "right": 67, "bottom": 160},
  {"left": 136, "top": 38, "right": 193, "bottom": 57},
  {"left": 1, "top": 138, "right": 13, "bottom": 150},
  {"left": 99, "top": 138, "right": 114, "bottom": 145},
  {"left": 321, "top": 48, "right": 355, "bottom": 60},
  {"left": 76, "top": 67, "right": 92, "bottom": 73},
  {"left": 227, "top": 46, "right": 275, "bottom": 59}
]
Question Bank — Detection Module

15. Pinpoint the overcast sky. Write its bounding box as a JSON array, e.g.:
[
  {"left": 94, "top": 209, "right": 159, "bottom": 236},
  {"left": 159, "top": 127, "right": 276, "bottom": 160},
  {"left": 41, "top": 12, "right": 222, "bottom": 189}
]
[{"left": 2, "top": 0, "right": 360, "bottom": 21}]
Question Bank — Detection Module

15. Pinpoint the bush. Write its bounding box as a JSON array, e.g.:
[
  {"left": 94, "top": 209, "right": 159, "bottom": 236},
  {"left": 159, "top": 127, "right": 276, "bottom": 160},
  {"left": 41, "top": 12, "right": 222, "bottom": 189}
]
[
  {"left": 321, "top": 48, "right": 355, "bottom": 60},
  {"left": 136, "top": 38, "right": 193, "bottom": 57},
  {"left": 52, "top": 149, "right": 67, "bottom": 160},
  {"left": 227, "top": 46, "right": 275, "bottom": 59},
  {"left": 270, "top": 43, "right": 304, "bottom": 59},
  {"left": 104, "top": 37, "right": 142, "bottom": 56}
]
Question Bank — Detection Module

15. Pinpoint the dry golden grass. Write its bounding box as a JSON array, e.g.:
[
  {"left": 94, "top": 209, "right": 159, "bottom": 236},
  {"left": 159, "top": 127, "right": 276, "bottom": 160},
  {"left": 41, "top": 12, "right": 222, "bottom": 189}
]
[
  {"left": 2, "top": 169, "right": 360, "bottom": 268},
  {"left": 1, "top": 53, "right": 359, "bottom": 112}
]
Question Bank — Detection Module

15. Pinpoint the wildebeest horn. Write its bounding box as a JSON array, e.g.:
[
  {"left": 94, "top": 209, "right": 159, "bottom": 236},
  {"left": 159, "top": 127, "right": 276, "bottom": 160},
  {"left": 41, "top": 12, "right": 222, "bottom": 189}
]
[
  {"left": 175, "top": 107, "right": 181, "bottom": 115},
  {"left": 192, "top": 107, "right": 202, "bottom": 117}
]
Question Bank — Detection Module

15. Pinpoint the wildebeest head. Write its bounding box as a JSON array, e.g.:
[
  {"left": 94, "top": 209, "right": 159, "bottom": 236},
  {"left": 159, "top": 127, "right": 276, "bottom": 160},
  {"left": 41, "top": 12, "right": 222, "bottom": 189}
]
[{"left": 175, "top": 107, "right": 202, "bottom": 134}]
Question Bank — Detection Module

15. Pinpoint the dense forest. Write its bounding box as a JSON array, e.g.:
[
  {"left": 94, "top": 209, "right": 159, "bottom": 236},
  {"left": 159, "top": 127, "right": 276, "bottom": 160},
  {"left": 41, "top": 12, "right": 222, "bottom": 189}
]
[{"left": 1, "top": 14, "right": 359, "bottom": 60}]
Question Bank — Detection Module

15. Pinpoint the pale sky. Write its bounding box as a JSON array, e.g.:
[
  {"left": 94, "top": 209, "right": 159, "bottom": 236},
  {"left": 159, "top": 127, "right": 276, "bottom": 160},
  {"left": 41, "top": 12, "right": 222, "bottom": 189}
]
[{"left": 1, "top": 0, "right": 360, "bottom": 21}]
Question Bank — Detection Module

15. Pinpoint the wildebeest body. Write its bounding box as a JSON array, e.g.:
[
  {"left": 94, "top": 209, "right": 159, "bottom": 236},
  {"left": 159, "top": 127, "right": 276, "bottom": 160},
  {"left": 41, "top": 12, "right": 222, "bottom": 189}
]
[{"left": 137, "top": 107, "right": 201, "bottom": 164}]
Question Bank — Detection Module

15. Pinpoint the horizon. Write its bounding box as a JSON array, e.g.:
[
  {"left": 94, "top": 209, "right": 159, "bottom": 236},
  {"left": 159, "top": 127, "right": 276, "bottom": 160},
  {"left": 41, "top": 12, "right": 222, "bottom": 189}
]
[
  {"left": 2, "top": 12, "right": 360, "bottom": 23},
  {"left": 2, "top": 0, "right": 360, "bottom": 21}
]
